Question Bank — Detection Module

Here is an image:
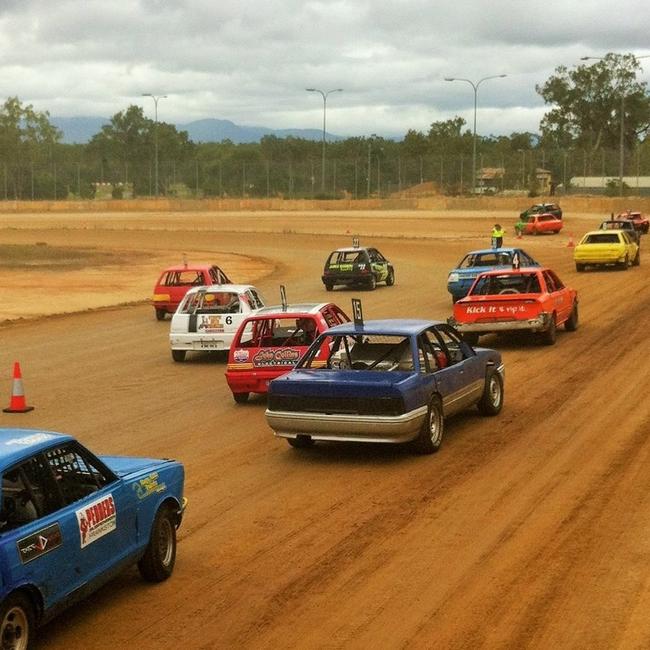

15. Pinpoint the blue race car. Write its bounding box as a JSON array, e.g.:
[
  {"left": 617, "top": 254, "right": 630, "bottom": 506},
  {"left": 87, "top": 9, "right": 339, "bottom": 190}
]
[
  {"left": 265, "top": 319, "right": 504, "bottom": 454},
  {"left": 447, "top": 248, "right": 539, "bottom": 303},
  {"left": 0, "top": 428, "right": 186, "bottom": 647}
]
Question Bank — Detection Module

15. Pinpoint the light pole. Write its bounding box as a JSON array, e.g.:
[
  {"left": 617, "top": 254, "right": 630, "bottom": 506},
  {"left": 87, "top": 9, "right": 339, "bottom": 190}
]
[
  {"left": 580, "top": 55, "right": 650, "bottom": 196},
  {"left": 142, "top": 93, "right": 167, "bottom": 197},
  {"left": 306, "top": 88, "right": 343, "bottom": 193},
  {"left": 445, "top": 74, "right": 506, "bottom": 193}
]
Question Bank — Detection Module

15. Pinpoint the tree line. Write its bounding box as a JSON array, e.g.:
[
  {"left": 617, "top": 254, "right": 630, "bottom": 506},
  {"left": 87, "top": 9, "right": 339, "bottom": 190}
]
[{"left": 1, "top": 53, "right": 649, "bottom": 200}]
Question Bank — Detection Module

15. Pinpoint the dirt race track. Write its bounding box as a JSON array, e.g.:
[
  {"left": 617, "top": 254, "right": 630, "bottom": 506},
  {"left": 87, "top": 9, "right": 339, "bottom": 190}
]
[{"left": 1, "top": 209, "right": 649, "bottom": 649}]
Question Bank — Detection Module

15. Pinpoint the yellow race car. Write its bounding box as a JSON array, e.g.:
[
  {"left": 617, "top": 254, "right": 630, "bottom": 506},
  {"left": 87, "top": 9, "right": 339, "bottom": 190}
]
[{"left": 574, "top": 230, "right": 640, "bottom": 271}]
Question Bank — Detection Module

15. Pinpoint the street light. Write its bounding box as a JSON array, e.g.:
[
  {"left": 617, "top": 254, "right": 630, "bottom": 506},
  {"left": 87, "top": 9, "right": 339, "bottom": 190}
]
[
  {"left": 580, "top": 55, "right": 650, "bottom": 196},
  {"left": 142, "top": 93, "right": 167, "bottom": 197},
  {"left": 306, "top": 88, "right": 343, "bottom": 193},
  {"left": 445, "top": 74, "right": 506, "bottom": 193}
]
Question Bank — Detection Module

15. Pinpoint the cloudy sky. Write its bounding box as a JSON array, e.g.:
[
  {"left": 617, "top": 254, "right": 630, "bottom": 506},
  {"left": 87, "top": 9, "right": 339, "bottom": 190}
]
[{"left": 1, "top": 0, "right": 649, "bottom": 139}]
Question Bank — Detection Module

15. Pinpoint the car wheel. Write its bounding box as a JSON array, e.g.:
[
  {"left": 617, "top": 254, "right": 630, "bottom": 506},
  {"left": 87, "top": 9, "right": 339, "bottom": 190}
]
[
  {"left": 138, "top": 504, "right": 177, "bottom": 582},
  {"left": 619, "top": 255, "right": 630, "bottom": 270},
  {"left": 324, "top": 282, "right": 334, "bottom": 291},
  {"left": 575, "top": 263, "right": 585, "bottom": 272},
  {"left": 462, "top": 332, "right": 479, "bottom": 346},
  {"left": 288, "top": 435, "right": 314, "bottom": 448},
  {"left": 477, "top": 369, "right": 503, "bottom": 416},
  {"left": 155, "top": 308, "right": 167, "bottom": 321},
  {"left": 385, "top": 268, "right": 395, "bottom": 286},
  {"left": 541, "top": 314, "right": 557, "bottom": 346},
  {"left": 565, "top": 302, "right": 579, "bottom": 331},
  {"left": 533, "top": 228, "right": 539, "bottom": 236},
  {"left": 171, "top": 349, "right": 186, "bottom": 362},
  {"left": 233, "top": 392, "right": 249, "bottom": 404},
  {"left": 0, "top": 592, "right": 34, "bottom": 650},
  {"left": 633, "top": 250, "right": 640, "bottom": 266},
  {"left": 367, "top": 275, "right": 377, "bottom": 290},
  {"left": 413, "top": 397, "right": 444, "bottom": 454}
]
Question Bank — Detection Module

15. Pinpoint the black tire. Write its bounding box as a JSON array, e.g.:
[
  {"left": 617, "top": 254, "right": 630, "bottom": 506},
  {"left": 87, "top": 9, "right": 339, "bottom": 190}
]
[
  {"left": 155, "top": 308, "right": 167, "bottom": 321},
  {"left": 633, "top": 249, "right": 640, "bottom": 266},
  {"left": 385, "top": 268, "right": 395, "bottom": 286},
  {"left": 619, "top": 255, "right": 630, "bottom": 270},
  {"left": 233, "top": 392, "right": 249, "bottom": 404},
  {"left": 138, "top": 505, "right": 177, "bottom": 582},
  {"left": 324, "top": 282, "right": 334, "bottom": 291},
  {"left": 0, "top": 592, "right": 34, "bottom": 650},
  {"left": 462, "top": 332, "right": 479, "bottom": 346},
  {"left": 413, "top": 397, "right": 444, "bottom": 454},
  {"left": 171, "top": 349, "right": 186, "bottom": 362},
  {"left": 287, "top": 435, "right": 314, "bottom": 448},
  {"left": 367, "top": 275, "right": 377, "bottom": 290},
  {"left": 541, "top": 314, "right": 557, "bottom": 345},
  {"left": 477, "top": 369, "right": 504, "bottom": 416},
  {"left": 565, "top": 302, "right": 579, "bottom": 331},
  {"left": 575, "top": 263, "right": 585, "bottom": 272},
  {"left": 451, "top": 295, "right": 459, "bottom": 304}
]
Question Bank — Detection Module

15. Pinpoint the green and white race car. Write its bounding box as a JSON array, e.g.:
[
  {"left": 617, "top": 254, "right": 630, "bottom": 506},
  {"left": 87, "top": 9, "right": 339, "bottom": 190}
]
[{"left": 321, "top": 244, "right": 395, "bottom": 291}]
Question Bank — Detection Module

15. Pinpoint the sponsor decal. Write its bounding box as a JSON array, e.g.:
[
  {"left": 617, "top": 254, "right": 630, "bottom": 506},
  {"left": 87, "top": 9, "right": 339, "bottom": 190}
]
[
  {"left": 252, "top": 348, "right": 301, "bottom": 367},
  {"left": 17, "top": 523, "right": 63, "bottom": 564},
  {"left": 76, "top": 494, "right": 116, "bottom": 548},
  {"left": 234, "top": 349, "right": 250, "bottom": 363},
  {"left": 466, "top": 304, "right": 526, "bottom": 315},
  {"left": 6, "top": 433, "right": 56, "bottom": 446},
  {"left": 134, "top": 472, "right": 167, "bottom": 500},
  {"left": 198, "top": 315, "right": 224, "bottom": 332}
]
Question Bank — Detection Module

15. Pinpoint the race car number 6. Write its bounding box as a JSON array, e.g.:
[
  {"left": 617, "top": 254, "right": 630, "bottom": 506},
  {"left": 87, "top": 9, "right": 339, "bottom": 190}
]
[{"left": 226, "top": 316, "right": 233, "bottom": 325}]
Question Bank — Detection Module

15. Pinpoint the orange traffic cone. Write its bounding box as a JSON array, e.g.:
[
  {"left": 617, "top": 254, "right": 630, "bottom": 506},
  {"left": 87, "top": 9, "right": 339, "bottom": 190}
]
[
  {"left": 567, "top": 233, "right": 575, "bottom": 248},
  {"left": 3, "top": 362, "right": 34, "bottom": 413}
]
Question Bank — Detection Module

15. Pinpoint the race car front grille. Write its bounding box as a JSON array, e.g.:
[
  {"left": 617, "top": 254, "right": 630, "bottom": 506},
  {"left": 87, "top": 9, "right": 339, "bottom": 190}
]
[{"left": 268, "top": 394, "right": 405, "bottom": 417}]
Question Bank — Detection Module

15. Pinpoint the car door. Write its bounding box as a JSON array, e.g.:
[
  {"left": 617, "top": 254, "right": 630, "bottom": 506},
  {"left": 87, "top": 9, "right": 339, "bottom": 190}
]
[
  {"left": 1, "top": 455, "right": 79, "bottom": 611},
  {"left": 542, "top": 270, "right": 568, "bottom": 322},
  {"left": 41, "top": 443, "right": 138, "bottom": 583}
]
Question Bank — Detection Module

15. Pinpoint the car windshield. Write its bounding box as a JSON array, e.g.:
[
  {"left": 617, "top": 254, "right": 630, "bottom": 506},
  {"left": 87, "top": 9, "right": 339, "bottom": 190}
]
[
  {"left": 584, "top": 233, "right": 621, "bottom": 244},
  {"left": 237, "top": 316, "right": 318, "bottom": 348},
  {"left": 458, "top": 252, "right": 512, "bottom": 269},
  {"left": 327, "top": 250, "right": 368, "bottom": 265},
  {"left": 300, "top": 334, "right": 413, "bottom": 371},
  {"left": 180, "top": 290, "right": 241, "bottom": 314},
  {"left": 471, "top": 273, "right": 542, "bottom": 295}
]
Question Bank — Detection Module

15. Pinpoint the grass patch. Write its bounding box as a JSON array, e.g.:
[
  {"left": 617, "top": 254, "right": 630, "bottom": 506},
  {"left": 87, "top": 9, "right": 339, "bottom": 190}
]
[{"left": 0, "top": 244, "right": 143, "bottom": 270}]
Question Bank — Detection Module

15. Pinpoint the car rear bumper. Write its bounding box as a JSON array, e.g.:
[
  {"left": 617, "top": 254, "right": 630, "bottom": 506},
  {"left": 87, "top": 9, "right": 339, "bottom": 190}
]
[
  {"left": 265, "top": 405, "right": 428, "bottom": 444},
  {"left": 226, "top": 369, "right": 286, "bottom": 394},
  {"left": 449, "top": 313, "right": 551, "bottom": 333},
  {"left": 170, "top": 334, "right": 234, "bottom": 351}
]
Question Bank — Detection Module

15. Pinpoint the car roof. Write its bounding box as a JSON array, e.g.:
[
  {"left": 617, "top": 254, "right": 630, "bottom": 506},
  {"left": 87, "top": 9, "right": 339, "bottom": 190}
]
[
  {"left": 460, "top": 247, "right": 525, "bottom": 256},
  {"left": 474, "top": 266, "right": 544, "bottom": 277},
  {"left": 583, "top": 230, "right": 625, "bottom": 237},
  {"left": 160, "top": 263, "right": 222, "bottom": 272},
  {"left": 249, "top": 303, "right": 331, "bottom": 317},
  {"left": 325, "top": 319, "right": 443, "bottom": 336},
  {"left": 329, "top": 247, "right": 370, "bottom": 253},
  {"left": 0, "top": 428, "right": 73, "bottom": 470},
  {"left": 183, "top": 284, "right": 256, "bottom": 295}
]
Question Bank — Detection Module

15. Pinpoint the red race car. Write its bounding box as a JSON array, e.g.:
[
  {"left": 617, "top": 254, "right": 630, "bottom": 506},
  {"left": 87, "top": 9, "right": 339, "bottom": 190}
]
[
  {"left": 449, "top": 266, "right": 578, "bottom": 346},
  {"left": 523, "top": 213, "right": 564, "bottom": 235},
  {"left": 225, "top": 302, "right": 349, "bottom": 403},
  {"left": 617, "top": 211, "right": 649, "bottom": 234},
  {"left": 152, "top": 262, "right": 231, "bottom": 320}
]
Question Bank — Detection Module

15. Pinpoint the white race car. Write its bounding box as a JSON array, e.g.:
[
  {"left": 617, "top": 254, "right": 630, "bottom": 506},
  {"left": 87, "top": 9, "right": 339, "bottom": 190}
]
[{"left": 169, "top": 284, "right": 265, "bottom": 361}]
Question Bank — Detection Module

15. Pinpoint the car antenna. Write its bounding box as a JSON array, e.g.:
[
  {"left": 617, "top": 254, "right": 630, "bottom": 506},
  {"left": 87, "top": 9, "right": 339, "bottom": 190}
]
[
  {"left": 182, "top": 253, "right": 188, "bottom": 269},
  {"left": 280, "top": 285, "right": 287, "bottom": 312}
]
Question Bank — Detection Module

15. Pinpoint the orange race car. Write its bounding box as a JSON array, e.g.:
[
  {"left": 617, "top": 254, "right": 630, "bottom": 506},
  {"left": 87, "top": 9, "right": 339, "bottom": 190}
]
[{"left": 449, "top": 266, "right": 578, "bottom": 346}]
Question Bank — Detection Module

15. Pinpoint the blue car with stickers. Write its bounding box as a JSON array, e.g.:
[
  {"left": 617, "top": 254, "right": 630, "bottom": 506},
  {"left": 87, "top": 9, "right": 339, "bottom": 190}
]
[
  {"left": 0, "top": 428, "right": 186, "bottom": 648},
  {"left": 447, "top": 247, "right": 540, "bottom": 303},
  {"left": 265, "top": 319, "right": 505, "bottom": 454}
]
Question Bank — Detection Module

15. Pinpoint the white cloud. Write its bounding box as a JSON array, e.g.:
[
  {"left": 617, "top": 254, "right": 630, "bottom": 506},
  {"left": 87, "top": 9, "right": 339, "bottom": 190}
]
[{"left": 1, "top": 0, "right": 649, "bottom": 137}]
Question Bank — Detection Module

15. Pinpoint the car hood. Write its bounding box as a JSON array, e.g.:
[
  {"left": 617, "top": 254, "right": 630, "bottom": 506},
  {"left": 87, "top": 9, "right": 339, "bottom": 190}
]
[{"left": 99, "top": 455, "right": 173, "bottom": 477}]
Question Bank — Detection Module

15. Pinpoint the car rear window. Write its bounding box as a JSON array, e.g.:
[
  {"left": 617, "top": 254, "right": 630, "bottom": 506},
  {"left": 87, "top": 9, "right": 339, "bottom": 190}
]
[
  {"left": 471, "top": 273, "right": 541, "bottom": 295},
  {"left": 237, "top": 316, "right": 318, "bottom": 348},
  {"left": 584, "top": 233, "right": 620, "bottom": 244},
  {"left": 163, "top": 270, "right": 204, "bottom": 286},
  {"left": 458, "top": 252, "right": 512, "bottom": 269}
]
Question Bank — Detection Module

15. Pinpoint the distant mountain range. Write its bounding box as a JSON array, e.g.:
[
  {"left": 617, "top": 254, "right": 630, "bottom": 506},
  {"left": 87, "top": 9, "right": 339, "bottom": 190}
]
[{"left": 50, "top": 116, "right": 342, "bottom": 145}]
